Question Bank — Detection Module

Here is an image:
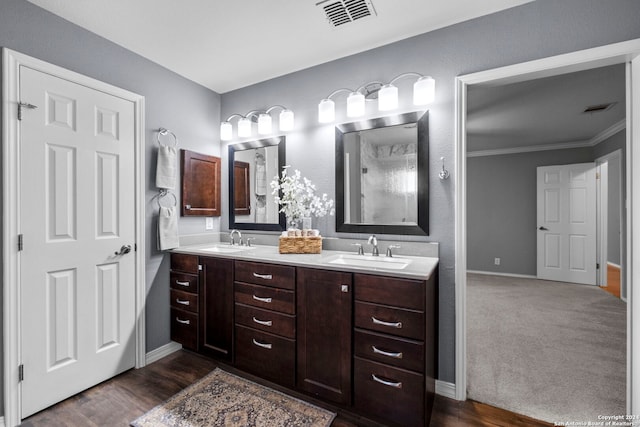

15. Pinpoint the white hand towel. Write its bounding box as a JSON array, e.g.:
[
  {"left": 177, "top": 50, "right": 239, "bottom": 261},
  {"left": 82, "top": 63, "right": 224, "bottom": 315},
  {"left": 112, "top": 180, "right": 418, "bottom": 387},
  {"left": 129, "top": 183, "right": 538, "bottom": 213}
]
[
  {"left": 156, "top": 146, "right": 177, "bottom": 190},
  {"left": 158, "top": 206, "right": 179, "bottom": 250}
]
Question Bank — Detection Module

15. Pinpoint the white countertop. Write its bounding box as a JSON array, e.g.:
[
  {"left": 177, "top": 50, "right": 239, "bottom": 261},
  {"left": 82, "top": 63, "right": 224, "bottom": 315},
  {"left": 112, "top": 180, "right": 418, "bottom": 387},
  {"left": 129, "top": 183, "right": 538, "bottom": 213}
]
[{"left": 172, "top": 243, "right": 439, "bottom": 280}]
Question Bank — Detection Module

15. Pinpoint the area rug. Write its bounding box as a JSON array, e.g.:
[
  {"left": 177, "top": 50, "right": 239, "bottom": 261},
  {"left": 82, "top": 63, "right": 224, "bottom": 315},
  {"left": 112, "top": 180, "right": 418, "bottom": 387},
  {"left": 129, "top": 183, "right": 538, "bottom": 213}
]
[
  {"left": 467, "top": 273, "right": 626, "bottom": 424},
  {"left": 131, "top": 368, "right": 336, "bottom": 427}
]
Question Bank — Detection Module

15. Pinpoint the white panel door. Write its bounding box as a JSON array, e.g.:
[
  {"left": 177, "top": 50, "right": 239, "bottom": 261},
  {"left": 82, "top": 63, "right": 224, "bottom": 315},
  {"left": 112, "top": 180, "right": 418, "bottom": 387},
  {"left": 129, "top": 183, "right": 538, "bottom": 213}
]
[
  {"left": 537, "top": 163, "right": 597, "bottom": 285},
  {"left": 19, "top": 66, "right": 136, "bottom": 417}
]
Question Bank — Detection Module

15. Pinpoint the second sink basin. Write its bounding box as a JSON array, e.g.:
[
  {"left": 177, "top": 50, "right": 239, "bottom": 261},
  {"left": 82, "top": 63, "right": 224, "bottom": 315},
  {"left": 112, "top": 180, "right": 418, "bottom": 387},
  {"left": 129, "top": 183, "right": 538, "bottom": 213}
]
[
  {"left": 323, "top": 253, "right": 411, "bottom": 270},
  {"left": 199, "top": 244, "right": 256, "bottom": 254}
]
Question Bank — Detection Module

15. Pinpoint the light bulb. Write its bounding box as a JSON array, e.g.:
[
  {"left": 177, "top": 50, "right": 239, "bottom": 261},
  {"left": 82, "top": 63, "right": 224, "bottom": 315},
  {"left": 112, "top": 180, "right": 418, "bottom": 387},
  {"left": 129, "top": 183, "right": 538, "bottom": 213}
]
[
  {"left": 318, "top": 98, "right": 335, "bottom": 123},
  {"left": 413, "top": 76, "right": 435, "bottom": 105},
  {"left": 237, "top": 117, "right": 252, "bottom": 138},
  {"left": 279, "top": 109, "right": 294, "bottom": 131},
  {"left": 347, "top": 91, "right": 365, "bottom": 117},
  {"left": 258, "top": 113, "right": 272, "bottom": 135},
  {"left": 220, "top": 121, "right": 232, "bottom": 141},
  {"left": 378, "top": 84, "right": 398, "bottom": 111}
]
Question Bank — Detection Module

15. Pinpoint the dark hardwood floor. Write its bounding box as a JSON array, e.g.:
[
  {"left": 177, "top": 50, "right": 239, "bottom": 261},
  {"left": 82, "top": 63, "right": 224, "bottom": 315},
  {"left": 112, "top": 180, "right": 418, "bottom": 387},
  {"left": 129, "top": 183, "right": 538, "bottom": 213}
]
[{"left": 21, "top": 350, "right": 552, "bottom": 427}]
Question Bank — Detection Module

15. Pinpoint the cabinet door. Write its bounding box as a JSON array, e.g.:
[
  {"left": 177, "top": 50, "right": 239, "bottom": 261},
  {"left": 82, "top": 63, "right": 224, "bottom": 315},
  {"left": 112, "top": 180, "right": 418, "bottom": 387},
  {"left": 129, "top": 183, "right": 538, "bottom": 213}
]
[
  {"left": 181, "top": 150, "right": 221, "bottom": 216},
  {"left": 200, "top": 257, "right": 234, "bottom": 360},
  {"left": 297, "top": 268, "right": 352, "bottom": 405}
]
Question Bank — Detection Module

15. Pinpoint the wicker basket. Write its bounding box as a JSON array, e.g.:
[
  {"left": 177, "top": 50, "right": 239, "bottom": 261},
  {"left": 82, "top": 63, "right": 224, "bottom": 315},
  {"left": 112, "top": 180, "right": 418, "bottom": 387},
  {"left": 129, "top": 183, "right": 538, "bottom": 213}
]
[{"left": 278, "top": 236, "right": 322, "bottom": 254}]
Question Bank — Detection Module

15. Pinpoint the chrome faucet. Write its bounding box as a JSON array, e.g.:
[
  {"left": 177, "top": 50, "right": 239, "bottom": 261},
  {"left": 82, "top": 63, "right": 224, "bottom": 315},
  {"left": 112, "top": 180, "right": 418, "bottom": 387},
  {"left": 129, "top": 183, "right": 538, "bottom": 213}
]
[
  {"left": 368, "top": 234, "right": 379, "bottom": 256},
  {"left": 386, "top": 244, "right": 401, "bottom": 257},
  {"left": 352, "top": 243, "right": 364, "bottom": 255},
  {"left": 230, "top": 229, "right": 242, "bottom": 246}
]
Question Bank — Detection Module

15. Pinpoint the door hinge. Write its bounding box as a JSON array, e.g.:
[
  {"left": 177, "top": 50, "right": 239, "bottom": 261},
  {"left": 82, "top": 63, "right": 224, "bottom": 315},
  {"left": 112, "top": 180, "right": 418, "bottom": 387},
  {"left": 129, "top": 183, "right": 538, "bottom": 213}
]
[
  {"left": 596, "top": 172, "right": 601, "bottom": 179},
  {"left": 18, "top": 364, "right": 24, "bottom": 382},
  {"left": 597, "top": 263, "right": 600, "bottom": 270},
  {"left": 17, "top": 102, "right": 38, "bottom": 121},
  {"left": 18, "top": 234, "right": 24, "bottom": 251}
]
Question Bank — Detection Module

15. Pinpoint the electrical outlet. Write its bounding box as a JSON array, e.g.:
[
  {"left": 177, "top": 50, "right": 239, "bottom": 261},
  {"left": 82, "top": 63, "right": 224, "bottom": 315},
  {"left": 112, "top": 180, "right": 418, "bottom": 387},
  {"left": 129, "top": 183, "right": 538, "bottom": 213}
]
[
  {"left": 205, "top": 217, "right": 214, "bottom": 230},
  {"left": 494, "top": 257, "right": 501, "bottom": 266}
]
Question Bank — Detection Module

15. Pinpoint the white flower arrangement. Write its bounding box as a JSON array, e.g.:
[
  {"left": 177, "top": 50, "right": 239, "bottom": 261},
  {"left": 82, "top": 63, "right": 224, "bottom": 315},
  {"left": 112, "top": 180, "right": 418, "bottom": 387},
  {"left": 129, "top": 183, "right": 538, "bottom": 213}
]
[{"left": 270, "top": 166, "right": 335, "bottom": 227}]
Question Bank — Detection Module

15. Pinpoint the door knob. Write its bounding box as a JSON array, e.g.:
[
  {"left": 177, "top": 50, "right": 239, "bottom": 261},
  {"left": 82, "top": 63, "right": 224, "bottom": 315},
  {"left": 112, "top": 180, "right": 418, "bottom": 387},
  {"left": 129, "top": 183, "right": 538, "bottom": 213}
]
[
  {"left": 115, "top": 244, "right": 132, "bottom": 256},
  {"left": 538, "top": 226, "right": 549, "bottom": 231}
]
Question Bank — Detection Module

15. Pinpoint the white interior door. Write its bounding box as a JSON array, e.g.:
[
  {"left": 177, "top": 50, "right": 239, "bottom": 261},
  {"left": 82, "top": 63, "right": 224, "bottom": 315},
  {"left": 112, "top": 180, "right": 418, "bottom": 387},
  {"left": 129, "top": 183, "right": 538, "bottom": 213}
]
[
  {"left": 537, "top": 163, "right": 597, "bottom": 285},
  {"left": 19, "top": 65, "right": 136, "bottom": 418}
]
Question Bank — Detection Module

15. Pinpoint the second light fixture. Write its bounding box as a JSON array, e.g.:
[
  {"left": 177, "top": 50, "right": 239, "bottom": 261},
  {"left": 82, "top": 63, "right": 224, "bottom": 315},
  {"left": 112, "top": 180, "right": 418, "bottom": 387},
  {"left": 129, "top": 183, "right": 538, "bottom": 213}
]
[{"left": 318, "top": 72, "right": 435, "bottom": 123}]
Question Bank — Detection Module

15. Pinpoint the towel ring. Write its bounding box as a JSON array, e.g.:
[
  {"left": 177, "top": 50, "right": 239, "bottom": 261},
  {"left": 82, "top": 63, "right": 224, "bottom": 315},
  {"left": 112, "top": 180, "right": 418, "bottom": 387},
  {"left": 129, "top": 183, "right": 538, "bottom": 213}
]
[
  {"left": 157, "top": 190, "right": 177, "bottom": 208},
  {"left": 157, "top": 128, "right": 178, "bottom": 148}
]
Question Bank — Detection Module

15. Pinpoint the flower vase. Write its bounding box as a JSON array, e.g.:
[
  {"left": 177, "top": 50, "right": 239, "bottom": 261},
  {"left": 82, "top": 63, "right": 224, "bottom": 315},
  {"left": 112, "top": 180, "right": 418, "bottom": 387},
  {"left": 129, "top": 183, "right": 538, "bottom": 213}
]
[{"left": 302, "top": 216, "right": 312, "bottom": 230}]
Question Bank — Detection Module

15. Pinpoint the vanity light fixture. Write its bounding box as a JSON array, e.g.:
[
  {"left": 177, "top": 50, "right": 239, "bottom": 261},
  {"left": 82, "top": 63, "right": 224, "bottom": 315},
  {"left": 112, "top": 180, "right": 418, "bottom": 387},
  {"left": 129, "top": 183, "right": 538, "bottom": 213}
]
[
  {"left": 220, "top": 105, "right": 295, "bottom": 141},
  {"left": 318, "top": 72, "right": 435, "bottom": 123}
]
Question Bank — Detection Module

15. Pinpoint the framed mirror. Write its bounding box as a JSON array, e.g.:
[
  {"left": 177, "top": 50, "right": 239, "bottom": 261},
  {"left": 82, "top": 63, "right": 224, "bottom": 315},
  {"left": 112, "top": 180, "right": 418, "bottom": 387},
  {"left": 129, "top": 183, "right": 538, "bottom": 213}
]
[
  {"left": 228, "top": 136, "right": 286, "bottom": 231},
  {"left": 335, "top": 111, "right": 429, "bottom": 235}
]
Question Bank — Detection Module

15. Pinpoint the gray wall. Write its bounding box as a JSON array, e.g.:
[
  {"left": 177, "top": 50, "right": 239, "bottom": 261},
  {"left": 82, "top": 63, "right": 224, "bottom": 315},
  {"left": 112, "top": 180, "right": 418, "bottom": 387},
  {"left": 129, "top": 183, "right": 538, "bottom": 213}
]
[
  {"left": 220, "top": 0, "right": 640, "bottom": 383},
  {"left": 0, "top": 0, "right": 221, "bottom": 413},
  {"left": 467, "top": 148, "right": 595, "bottom": 276}
]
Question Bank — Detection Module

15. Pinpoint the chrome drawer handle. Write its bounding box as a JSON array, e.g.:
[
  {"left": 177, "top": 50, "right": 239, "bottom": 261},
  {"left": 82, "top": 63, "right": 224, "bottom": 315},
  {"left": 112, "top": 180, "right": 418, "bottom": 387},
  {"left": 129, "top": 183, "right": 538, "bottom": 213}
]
[
  {"left": 372, "top": 346, "right": 403, "bottom": 359},
  {"left": 252, "top": 295, "right": 272, "bottom": 303},
  {"left": 253, "top": 273, "right": 273, "bottom": 280},
  {"left": 371, "top": 316, "right": 402, "bottom": 329},
  {"left": 175, "top": 298, "right": 190, "bottom": 306},
  {"left": 252, "top": 339, "right": 272, "bottom": 350},
  {"left": 175, "top": 280, "right": 190, "bottom": 287},
  {"left": 372, "top": 374, "right": 402, "bottom": 389},
  {"left": 175, "top": 317, "right": 190, "bottom": 325},
  {"left": 252, "top": 317, "right": 273, "bottom": 327}
]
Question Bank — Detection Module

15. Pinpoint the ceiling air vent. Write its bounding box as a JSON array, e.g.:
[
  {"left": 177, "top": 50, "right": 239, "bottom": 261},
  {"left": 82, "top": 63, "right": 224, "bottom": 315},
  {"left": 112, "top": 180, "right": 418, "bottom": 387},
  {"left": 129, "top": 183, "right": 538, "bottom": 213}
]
[
  {"left": 583, "top": 102, "right": 616, "bottom": 113},
  {"left": 318, "top": 0, "right": 377, "bottom": 28}
]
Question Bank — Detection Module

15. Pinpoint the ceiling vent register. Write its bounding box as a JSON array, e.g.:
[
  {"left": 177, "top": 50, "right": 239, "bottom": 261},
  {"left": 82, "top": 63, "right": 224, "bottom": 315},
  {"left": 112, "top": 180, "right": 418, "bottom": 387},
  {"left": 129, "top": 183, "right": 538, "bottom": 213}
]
[{"left": 319, "top": 0, "right": 377, "bottom": 27}]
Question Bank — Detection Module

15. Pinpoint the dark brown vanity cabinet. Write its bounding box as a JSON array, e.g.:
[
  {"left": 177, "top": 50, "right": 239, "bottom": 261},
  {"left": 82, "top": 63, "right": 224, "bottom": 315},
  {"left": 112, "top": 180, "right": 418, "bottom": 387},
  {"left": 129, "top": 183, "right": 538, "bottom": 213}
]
[
  {"left": 234, "top": 261, "right": 297, "bottom": 387},
  {"left": 353, "top": 273, "right": 436, "bottom": 427},
  {"left": 199, "top": 257, "right": 234, "bottom": 361},
  {"left": 169, "top": 254, "right": 200, "bottom": 351},
  {"left": 297, "top": 268, "right": 353, "bottom": 405}
]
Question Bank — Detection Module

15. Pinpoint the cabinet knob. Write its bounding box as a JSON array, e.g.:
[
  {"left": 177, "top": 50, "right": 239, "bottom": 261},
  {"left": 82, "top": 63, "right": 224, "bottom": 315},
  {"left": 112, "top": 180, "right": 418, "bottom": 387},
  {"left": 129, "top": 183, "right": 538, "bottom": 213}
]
[{"left": 341, "top": 285, "right": 349, "bottom": 293}]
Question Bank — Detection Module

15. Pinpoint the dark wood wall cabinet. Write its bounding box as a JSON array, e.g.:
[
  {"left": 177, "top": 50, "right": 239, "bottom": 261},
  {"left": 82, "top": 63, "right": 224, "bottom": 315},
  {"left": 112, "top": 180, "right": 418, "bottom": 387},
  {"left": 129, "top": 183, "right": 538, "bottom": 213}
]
[
  {"left": 180, "top": 150, "right": 221, "bottom": 216},
  {"left": 233, "top": 161, "right": 251, "bottom": 215},
  {"left": 169, "top": 253, "right": 437, "bottom": 426}
]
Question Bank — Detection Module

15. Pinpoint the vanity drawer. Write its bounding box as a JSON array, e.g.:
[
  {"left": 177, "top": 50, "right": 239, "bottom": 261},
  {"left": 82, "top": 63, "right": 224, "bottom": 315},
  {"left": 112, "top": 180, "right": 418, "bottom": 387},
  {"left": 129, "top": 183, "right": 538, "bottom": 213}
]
[
  {"left": 354, "top": 357, "right": 424, "bottom": 427},
  {"left": 170, "top": 272, "right": 199, "bottom": 294},
  {"left": 355, "top": 301, "right": 424, "bottom": 340},
  {"left": 354, "top": 329, "right": 424, "bottom": 372},
  {"left": 235, "top": 261, "right": 295, "bottom": 290},
  {"left": 355, "top": 274, "right": 424, "bottom": 310},
  {"left": 170, "top": 289, "right": 198, "bottom": 314},
  {"left": 170, "top": 253, "right": 199, "bottom": 274},
  {"left": 235, "top": 282, "right": 295, "bottom": 314},
  {"left": 235, "top": 303, "right": 295, "bottom": 339},
  {"left": 171, "top": 308, "right": 198, "bottom": 350},
  {"left": 235, "top": 324, "right": 295, "bottom": 387}
]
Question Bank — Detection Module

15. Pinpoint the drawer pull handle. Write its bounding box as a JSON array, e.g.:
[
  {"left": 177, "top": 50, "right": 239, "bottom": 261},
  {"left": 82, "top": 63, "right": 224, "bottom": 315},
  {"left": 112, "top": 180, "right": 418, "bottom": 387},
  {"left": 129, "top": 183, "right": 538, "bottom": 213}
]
[
  {"left": 371, "top": 316, "right": 402, "bottom": 329},
  {"left": 253, "top": 273, "right": 273, "bottom": 280},
  {"left": 372, "top": 374, "right": 402, "bottom": 389},
  {"left": 175, "top": 298, "right": 190, "bottom": 306},
  {"left": 175, "top": 280, "right": 190, "bottom": 287},
  {"left": 252, "top": 295, "right": 272, "bottom": 303},
  {"left": 252, "top": 317, "right": 273, "bottom": 327},
  {"left": 372, "top": 346, "right": 403, "bottom": 359},
  {"left": 175, "top": 317, "right": 190, "bottom": 325},
  {"left": 252, "top": 339, "right": 272, "bottom": 350}
]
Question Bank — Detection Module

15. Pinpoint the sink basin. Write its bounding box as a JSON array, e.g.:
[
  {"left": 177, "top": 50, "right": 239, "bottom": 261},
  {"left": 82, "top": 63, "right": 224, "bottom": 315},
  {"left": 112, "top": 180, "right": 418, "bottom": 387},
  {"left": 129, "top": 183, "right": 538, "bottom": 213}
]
[
  {"left": 199, "top": 244, "right": 256, "bottom": 254},
  {"left": 323, "top": 254, "right": 411, "bottom": 270}
]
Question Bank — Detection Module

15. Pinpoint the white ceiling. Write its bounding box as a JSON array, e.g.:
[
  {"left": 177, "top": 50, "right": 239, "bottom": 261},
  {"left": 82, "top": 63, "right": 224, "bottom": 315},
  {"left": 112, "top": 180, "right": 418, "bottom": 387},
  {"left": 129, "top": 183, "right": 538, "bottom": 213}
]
[
  {"left": 466, "top": 64, "right": 626, "bottom": 153},
  {"left": 26, "top": 0, "right": 532, "bottom": 93}
]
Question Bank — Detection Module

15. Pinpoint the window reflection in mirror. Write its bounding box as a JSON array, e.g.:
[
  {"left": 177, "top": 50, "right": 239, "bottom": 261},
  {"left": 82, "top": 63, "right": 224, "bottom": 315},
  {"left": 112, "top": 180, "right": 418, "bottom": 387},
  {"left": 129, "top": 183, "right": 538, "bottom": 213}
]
[
  {"left": 336, "top": 111, "right": 429, "bottom": 235},
  {"left": 228, "top": 136, "right": 286, "bottom": 231}
]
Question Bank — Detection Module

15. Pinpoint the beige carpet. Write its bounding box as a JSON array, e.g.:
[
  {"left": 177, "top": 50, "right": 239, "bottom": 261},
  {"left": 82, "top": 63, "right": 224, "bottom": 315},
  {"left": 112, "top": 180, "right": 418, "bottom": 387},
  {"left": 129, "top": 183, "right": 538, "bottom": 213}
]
[
  {"left": 131, "top": 368, "right": 336, "bottom": 427},
  {"left": 467, "top": 273, "right": 626, "bottom": 424}
]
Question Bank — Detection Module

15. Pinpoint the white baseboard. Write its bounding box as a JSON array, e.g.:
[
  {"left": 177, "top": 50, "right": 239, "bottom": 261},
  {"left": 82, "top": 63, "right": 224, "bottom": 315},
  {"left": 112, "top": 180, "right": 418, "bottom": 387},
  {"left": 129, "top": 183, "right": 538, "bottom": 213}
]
[
  {"left": 0, "top": 416, "right": 5, "bottom": 427},
  {"left": 435, "top": 380, "right": 457, "bottom": 399},
  {"left": 467, "top": 270, "right": 537, "bottom": 279},
  {"left": 145, "top": 341, "right": 182, "bottom": 365},
  {"left": 607, "top": 262, "right": 622, "bottom": 269}
]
